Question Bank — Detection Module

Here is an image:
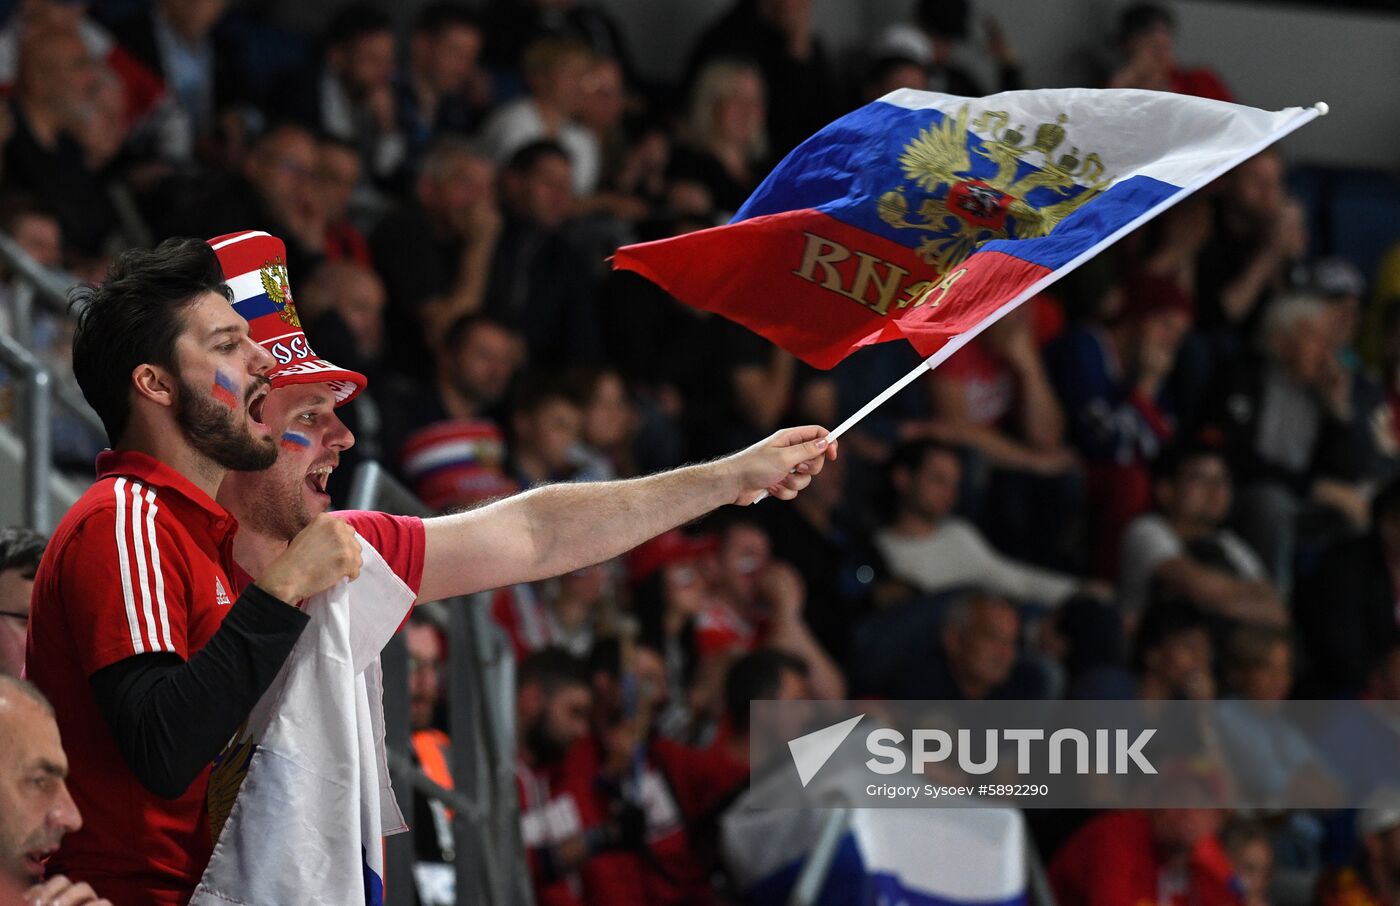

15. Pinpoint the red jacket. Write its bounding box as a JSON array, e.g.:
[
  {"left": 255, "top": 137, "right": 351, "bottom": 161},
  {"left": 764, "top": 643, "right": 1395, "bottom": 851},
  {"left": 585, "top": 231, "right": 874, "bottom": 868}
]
[{"left": 1049, "top": 810, "right": 1242, "bottom": 906}]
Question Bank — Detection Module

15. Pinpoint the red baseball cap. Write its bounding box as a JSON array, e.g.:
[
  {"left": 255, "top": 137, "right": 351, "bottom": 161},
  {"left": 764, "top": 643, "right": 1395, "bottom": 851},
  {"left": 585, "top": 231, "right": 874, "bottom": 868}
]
[
  {"left": 629, "top": 530, "right": 719, "bottom": 584},
  {"left": 207, "top": 230, "right": 367, "bottom": 405}
]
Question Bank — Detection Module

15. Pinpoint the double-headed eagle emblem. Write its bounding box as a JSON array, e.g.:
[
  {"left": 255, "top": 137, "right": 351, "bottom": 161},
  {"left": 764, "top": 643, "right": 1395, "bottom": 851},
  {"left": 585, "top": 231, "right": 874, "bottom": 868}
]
[
  {"left": 878, "top": 105, "right": 1113, "bottom": 276},
  {"left": 260, "top": 256, "right": 301, "bottom": 328}
]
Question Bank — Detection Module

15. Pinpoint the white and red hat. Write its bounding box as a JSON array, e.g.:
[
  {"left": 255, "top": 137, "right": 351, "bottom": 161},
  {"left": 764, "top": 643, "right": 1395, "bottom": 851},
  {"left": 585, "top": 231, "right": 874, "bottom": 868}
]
[{"left": 206, "top": 230, "right": 367, "bottom": 405}]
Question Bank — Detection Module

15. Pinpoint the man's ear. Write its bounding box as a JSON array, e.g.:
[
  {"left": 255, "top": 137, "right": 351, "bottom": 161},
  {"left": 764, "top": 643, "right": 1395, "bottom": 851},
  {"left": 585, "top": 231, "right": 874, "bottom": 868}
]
[{"left": 131, "top": 363, "right": 177, "bottom": 410}]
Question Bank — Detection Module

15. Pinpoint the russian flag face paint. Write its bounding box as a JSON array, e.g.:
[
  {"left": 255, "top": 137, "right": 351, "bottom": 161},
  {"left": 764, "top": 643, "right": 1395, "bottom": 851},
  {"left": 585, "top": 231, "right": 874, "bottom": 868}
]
[
  {"left": 280, "top": 431, "right": 312, "bottom": 452},
  {"left": 212, "top": 370, "right": 239, "bottom": 409}
]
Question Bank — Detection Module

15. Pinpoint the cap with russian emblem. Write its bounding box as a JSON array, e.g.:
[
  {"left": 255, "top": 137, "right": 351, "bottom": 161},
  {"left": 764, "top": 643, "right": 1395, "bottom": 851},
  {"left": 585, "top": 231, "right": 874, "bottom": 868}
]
[{"left": 206, "top": 230, "right": 367, "bottom": 405}]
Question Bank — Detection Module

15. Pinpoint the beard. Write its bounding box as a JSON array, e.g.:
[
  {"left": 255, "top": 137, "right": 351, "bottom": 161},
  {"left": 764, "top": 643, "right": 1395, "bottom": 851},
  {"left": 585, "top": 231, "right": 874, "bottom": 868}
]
[
  {"left": 176, "top": 373, "right": 276, "bottom": 472},
  {"left": 235, "top": 469, "right": 313, "bottom": 542}
]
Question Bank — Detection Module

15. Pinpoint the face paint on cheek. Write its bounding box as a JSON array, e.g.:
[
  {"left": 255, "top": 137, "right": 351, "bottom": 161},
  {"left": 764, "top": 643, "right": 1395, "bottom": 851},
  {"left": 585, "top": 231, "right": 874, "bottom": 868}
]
[
  {"left": 280, "top": 431, "right": 312, "bottom": 452},
  {"left": 211, "top": 370, "right": 239, "bottom": 409}
]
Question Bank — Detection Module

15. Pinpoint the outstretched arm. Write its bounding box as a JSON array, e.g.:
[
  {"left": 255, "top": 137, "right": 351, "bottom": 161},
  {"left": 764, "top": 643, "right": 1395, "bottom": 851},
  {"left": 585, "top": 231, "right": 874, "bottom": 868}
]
[{"left": 417, "top": 427, "right": 837, "bottom": 602}]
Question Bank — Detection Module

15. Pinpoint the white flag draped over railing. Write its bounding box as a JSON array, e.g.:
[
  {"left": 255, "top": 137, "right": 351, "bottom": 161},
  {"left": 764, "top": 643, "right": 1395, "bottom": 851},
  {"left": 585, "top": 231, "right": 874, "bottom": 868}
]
[{"left": 191, "top": 535, "right": 414, "bottom": 906}]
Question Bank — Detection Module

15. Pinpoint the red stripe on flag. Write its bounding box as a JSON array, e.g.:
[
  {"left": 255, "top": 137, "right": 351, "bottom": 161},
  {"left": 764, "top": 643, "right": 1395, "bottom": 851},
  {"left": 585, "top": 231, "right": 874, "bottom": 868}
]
[
  {"left": 889, "top": 249, "right": 1051, "bottom": 359},
  {"left": 613, "top": 211, "right": 1050, "bottom": 369}
]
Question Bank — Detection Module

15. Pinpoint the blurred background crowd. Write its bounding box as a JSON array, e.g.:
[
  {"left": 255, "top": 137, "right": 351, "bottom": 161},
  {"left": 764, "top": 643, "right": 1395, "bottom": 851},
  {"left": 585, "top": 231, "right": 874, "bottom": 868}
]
[{"left": 3, "top": 0, "right": 1400, "bottom": 903}]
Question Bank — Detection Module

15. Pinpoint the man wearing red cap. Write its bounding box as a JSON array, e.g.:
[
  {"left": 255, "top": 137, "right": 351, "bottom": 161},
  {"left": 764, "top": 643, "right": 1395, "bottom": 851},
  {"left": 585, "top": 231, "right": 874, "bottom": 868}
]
[
  {"left": 205, "top": 231, "right": 837, "bottom": 895},
  {"left": 25, "top": 238, "right": 366, "bottom": 905},
  {"left": 211, "top": 229, "right": 836, "bottom": 612}
]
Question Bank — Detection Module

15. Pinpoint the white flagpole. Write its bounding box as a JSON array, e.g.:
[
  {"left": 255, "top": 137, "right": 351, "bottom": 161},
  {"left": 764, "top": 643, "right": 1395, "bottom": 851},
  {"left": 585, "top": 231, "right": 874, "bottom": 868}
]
[{"left": 753, "top": 100, "right": 1328, "bottom": 503}]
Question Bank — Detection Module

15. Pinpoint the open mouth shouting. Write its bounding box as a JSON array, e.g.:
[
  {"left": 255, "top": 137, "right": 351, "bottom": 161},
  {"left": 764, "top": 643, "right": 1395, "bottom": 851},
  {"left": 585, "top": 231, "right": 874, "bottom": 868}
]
[
  {"left": 306, "top": 463, "right": 335, "bottom": 499},
  {"left": 246, "top": 379, "right": 271, "bottom": 432}
]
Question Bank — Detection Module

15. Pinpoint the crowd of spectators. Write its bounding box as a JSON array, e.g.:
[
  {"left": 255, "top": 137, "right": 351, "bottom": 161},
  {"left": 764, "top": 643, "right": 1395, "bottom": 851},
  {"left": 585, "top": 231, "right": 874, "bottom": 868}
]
[{"left": 3, "top": 0, "right": 1400, "bottom": 904}]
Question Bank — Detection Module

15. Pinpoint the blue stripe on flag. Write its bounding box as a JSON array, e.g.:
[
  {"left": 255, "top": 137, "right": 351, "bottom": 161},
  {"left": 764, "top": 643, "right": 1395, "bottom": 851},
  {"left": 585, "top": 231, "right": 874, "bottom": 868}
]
[
  {"left": 362, "top": 845, "right": 383, "bottom": 906},
  {"left": 745, "top": 833, "right": 868, "bottom": 906},
  {"left": 974, "top": 174, "right": 1176, "bottom": 269},
  {"left": 742, "top": 829, "right": 1029, "bottom": 906},
  {"left": 868, "top": 871, "right": 1027, "bottom": 906},
  {"left": 233, "top": 292, "right": 282, "bottom": 322},
  {"left": 732, "top": 99, "right": 1179, "bottom": 271}
]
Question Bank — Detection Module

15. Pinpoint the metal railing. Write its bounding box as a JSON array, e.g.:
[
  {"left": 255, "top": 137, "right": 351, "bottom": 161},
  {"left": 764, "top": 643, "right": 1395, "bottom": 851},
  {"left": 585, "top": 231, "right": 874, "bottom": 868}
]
[
  {"left": 0, "top": 231, "right": 104, "bottom": 532},
  {"left": 0, "top": 332, "right": 51, "bottom": 529},
  {"left": 348, "top": 461, "right": 533, "bottom": 906}
]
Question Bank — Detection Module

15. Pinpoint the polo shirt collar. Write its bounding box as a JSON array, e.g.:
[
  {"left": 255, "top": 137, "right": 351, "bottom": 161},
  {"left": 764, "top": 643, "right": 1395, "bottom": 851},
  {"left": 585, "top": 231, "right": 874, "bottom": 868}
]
[{"left": 95, "top": 449, "right": 238, "bottom": 539}]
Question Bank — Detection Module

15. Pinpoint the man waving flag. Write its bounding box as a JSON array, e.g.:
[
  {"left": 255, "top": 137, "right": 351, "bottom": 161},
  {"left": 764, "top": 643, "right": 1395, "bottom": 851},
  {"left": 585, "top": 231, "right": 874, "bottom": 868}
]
[{"left": 614, "top": 88, "right": 1324, "bottom": 372}]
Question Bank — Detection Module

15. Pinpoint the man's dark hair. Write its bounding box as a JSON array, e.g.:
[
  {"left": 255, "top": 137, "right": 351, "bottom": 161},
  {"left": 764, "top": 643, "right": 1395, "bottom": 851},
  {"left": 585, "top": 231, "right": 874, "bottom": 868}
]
[
  {"left": 1132, "top": 602, "right": 1211, "bottom": 674},
  {"left": 915, "top": 0, "right": 970, "bottom": 40},
  {"left": 442, "top": 312, "right": 516, "bottom": 357},
  {"left": 325, "top": 3, "right": 392, "bottom": 48},
  {"left": 886, "top": 439, "right": 960, "bottom": 480},
  {"left": 70, "top": 238, "right": 231, "bottom": 444},
  {"left": 504, "top": 139, "right": 571, "bottom": 176},
  {"left": 518, "top": 647, "right": 590, "bottom": 695},
  {"left": 1151, "top": 439, "right": 1228, "bottom": 484},
  {"left": 1220, "top": 816, "right": 1271, "bottom": 856},
  {"left": 700, "top": 507, "right": 764, "bottom": 546},
  {"left": 880, "top": 439, "right": 960, "bottom": 520},
  {"left": 724, "top": 649, "right": 807, "bottom": 726},
  {"left": 1118, "top": 3, "right": 1174, "bottom": 44},
  {"left": 413, "top": 1, "right": 480, "bottom": 37},
  {"left": 250, "top": 119, "right": 316, "bottom": 157},
  {"left": 586, "top": 635, "right": 664, "bottom": 681},
  {"left": 0, "top": 527, "right": 45, "bottom": 579},
  {"left": 511, "top": 371, "right": 585, "bottom": 417}
]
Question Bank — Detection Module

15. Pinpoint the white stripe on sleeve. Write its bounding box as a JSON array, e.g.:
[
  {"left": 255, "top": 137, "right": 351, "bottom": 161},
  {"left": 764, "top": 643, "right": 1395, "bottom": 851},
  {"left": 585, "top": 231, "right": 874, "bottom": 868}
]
[
  {"left": 128, "top": 481, "right": 163, "bottom": 652},
  {"left": 143, "top": 487, "right": 174, "bottom": 652},
  {"left": 113, "top": 478, "right": 145, "bottom": 654}
]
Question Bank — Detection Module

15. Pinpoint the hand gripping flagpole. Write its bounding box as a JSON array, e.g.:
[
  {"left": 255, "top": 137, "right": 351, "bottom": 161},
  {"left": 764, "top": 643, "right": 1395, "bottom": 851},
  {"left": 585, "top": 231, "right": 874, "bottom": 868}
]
[{"left": 752, "top": 100, "right": 1329, "bottom": 504}]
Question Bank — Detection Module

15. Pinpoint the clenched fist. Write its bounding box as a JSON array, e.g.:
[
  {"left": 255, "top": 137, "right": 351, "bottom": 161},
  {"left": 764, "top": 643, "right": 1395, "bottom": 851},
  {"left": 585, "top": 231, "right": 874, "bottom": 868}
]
[{"left": 256, "top": 514, "right": 362, "bottom": 605}]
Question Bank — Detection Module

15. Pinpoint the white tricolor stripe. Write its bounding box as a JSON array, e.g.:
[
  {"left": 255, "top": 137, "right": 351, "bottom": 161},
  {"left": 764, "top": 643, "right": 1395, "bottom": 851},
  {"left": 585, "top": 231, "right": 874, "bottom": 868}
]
[
  {"left": 210, "top": 230, "right": 272, "bottom": 251},
  {"left": 402, "top": 438, "right": 499, "bottom": 476},
  {"left": 225, "top": 269, "right": 270, "bottom": 304},
  {"left": 129, "top": 482, "right": 162, "bottom": 652},
  {"left": 880, "top": 87, "right": 1317, "bottom": 190},
  {"left": 113, "top": 478, "right": 145, "bottom": 655},
  {"left": 144, "top": 488, "right": 174, "bottom": 651}
]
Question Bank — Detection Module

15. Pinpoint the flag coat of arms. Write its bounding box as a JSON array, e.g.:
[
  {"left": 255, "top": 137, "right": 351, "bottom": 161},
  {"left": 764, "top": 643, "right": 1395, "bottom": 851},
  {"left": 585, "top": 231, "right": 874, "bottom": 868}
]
[{"left": 615, "top": 88, "right": 1321, "bottom": 370}]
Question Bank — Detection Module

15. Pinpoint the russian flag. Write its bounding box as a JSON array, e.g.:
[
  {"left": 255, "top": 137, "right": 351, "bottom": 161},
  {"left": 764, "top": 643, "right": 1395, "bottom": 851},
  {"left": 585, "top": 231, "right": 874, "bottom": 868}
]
[
  {"left": 615, "top": 88, "right": 1321, "bottom": 369},
  {"left": 190, "top": 538, "right": 413, "bottom": 906},
  {"left": 724, "top": 804, "right": 1027, "bottom": 906}
]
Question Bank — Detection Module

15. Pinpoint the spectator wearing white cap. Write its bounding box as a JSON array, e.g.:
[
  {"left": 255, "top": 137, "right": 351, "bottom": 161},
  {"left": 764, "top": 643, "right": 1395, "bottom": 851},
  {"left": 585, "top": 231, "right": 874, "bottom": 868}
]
[{"left": 872, "top": 0, "right": 1021, "bottom": 98}]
